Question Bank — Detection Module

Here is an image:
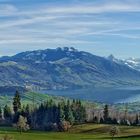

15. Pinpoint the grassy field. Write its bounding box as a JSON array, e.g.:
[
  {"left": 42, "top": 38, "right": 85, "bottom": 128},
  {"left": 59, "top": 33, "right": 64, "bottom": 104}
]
[
  {"left": 0, "top": 92, "right": 60, "bottom": 107},
  {"left": 0, "top": 124, "right": 139, "bottom": 140}
]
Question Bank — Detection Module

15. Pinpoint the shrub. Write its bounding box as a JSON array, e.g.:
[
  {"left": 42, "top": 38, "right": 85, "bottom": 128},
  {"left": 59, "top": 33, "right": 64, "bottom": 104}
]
[
  {"left": 59, "top": 121, "right": 72, "bottom": 131},
  {"left": 0, "top": 134, "right": 13, "bottom": 140},
  {"left": 109, "top": 126, "right": 119, "bottom": 140}
]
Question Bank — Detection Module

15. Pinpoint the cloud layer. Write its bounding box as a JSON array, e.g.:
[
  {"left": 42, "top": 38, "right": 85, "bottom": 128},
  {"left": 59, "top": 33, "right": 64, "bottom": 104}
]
[{"left": 0, "top": 0, "right": 140, "bottom": 58}]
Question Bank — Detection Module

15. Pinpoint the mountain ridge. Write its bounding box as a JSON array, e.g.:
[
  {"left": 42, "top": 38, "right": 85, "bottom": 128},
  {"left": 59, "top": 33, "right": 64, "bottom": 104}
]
[
  {"left": 0, "top": 47, "right": 140, "bottom": 90},
  {"left": 107, "top": 55, "right": 140, "bottom": 71}
]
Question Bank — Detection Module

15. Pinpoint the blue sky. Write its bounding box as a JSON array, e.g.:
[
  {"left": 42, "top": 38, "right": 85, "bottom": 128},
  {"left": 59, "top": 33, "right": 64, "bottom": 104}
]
[{"left": 0, "top": 0, "right": 140, "bottom": 58}]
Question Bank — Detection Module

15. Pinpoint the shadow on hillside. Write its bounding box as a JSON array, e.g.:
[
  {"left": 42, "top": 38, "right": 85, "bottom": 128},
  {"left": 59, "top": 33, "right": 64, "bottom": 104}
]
[
  {"left": 80, "top": 126, "right": 110, "bottom": 134},
  {"left": 118, "top": 135, "right": 140, "bottom": 139},
  {"left": 80, "top": 135, "right": 140, "bottom": 140}
]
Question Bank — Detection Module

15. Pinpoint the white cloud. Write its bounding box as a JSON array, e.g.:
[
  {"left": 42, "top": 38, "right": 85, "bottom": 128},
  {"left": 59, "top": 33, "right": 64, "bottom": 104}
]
[
  {"left": 0, "top": 15, "right": 58, "bottom": 29},
  {"left": 100, "top": 33, "right": 140, "bottom": 39},
  {"left": 44, "top": 3, "right": 140, "bottom": 14},
  {"left": 0, "top": 0, "right": 140, "bottom": 57},
  {"left": 85, "top": 26, "right": 140, "bottom": 37},
  {"left": 0, "top": 37, "right": 97, "bottom": 45},
  {"left": 0, "top": 4, "right": 17, "bottom": 16},
  {"left": 2, "top": 1, "right": 140, "bottom": 17}
]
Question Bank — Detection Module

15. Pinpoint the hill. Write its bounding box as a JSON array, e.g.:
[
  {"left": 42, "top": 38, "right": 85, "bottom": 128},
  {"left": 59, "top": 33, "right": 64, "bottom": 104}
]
[
  {"left": 0, "top": 47, "right": 140, "bottom": 90},
  {"left": 107, "top": 55, "right": 140, "bottom": 71}
]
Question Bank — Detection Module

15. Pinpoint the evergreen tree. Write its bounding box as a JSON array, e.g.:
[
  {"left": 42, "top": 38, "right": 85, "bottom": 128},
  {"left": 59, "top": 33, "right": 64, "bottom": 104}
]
[
  {"left": 21, "top": 105, "right": 26, "bottom": 117},
  {"left": 25, "top": 104, "right": 32, "bottom": 125},
  {"left": 79, "top": 105, "right": 86, "bottom": 123},
  {"left": 13, "top": 91, "right": 21, "bottom": 114},
  {"left": 64, "top": 100, "right": 74, "bottom": 124},
  {"left": 112, "top": 118, "right": 118, "bottom": 124},
  {"left": 36, "top": 103, "right": 46, "bottom": 126},
  {"left": 134, "top": 114, "right": 139, "bottom": 125},
  {"left": 0, "top": 107, "right": 3, "bottom": 119},
  {"left": 72, "top": 99, "right": 86, "bottom": 123},
  {"left": 103, "top": 104, "right": 109, "bottom": 123},
  {"left": 100, "top": 117, "right": 104, "bottom": 123},
  {"left": 51, "top": 104, "right": 59, "bottom": 123},
  {"left": 93, "top": 116, "right": 98, "bottom": 123},
  {"left": 3, "top": 105, "right": 12, "bottom": 120},
  {"left": 58, "top": 104, "right": 65, "bottom": 122}
]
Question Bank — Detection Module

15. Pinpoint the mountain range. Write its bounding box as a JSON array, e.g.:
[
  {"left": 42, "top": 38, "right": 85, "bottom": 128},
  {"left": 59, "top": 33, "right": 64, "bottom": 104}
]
[
  {"left": 0, "top": 47, "right": 140, "bottom": 91},
  {"left": 107, "top": 55, "right": 140, "bottom": 71}
]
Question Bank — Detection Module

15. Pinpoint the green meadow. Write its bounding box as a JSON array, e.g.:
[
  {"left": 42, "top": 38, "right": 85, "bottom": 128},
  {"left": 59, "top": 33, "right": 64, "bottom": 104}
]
[{"left": 0, "top": 124, "right": 139, "bottom": 140}]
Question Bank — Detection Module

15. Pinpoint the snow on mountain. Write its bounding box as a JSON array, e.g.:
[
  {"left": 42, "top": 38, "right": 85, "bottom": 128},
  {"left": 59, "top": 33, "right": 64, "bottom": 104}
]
[{"left": 107, "top": 55, "right": 140, "bottom": 71}]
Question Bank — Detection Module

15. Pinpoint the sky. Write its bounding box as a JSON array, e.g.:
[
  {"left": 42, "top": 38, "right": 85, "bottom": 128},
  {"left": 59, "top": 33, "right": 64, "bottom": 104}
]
[{"left": 0, "top": 0, "right": 140, "bottom": 58}]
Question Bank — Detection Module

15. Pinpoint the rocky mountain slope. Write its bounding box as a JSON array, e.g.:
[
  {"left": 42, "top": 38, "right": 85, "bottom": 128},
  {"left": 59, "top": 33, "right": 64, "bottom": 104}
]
[
  {"left": 107, "top": 55, "right": 140, "bottom": 71},
  {"left": 0, "top": 47, "right": 140, "bottom": 90}
]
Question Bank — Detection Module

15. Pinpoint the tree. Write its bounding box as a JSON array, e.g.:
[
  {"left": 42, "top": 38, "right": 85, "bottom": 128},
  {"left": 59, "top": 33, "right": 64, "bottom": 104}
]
[
  {"left": 124, "top": 105, "right": 128, "bottom": 121},
  {"left": 17, "top": 115, "right": 30, "bottom": 134},
  {"left": 0, "top": 107, "right": 3, "bottom": 119},
  {"left": 64, "top": 100, "right": 74, "bottom": 124},
  {"left": 109, "top": 126, "right": 119, "bottom": 140},
  {"left": 13, "top": 91, "right": 22, "bottom": 123},
  {"left": 72, "top": 100, "right": 86, "bottom": 123},
  {"left": 13, "top": 91, "right": 21, "bottom": 114},
  {"left": 58, "top": 104, "right": 65, "bottom": 123},
  {"left": 134, "top": 114, "right": 139, "bottom": 125},
  {"left": 78, "top": 105, "right": 86, "bottom": 123},
  {"left": 3, "top": 105, "right": 12, "bottom": 120},
  {"left": 25, "top": 104, "right": 32, "bottom": 125},
  {"left": 59, "top": 121, "right": 71, "bottom": 131},
  {"left": 93, "top": 116, "right": 98, "bottom": 123},
  {"left": 103, "top": 105, "right": 109, "bottom": 123}
]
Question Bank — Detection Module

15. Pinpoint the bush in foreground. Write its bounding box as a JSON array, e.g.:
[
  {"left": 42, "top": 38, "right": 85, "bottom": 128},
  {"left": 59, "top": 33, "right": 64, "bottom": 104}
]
[
  {"left": 109, "top": 126, "right": 119, "bottom": 140},
  {"left": 0, "top": 134, "right": 14, "bottom": 140}
]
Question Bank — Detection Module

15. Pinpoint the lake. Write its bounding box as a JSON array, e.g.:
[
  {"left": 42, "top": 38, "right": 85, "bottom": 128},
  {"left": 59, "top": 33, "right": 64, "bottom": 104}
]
[{"left": 40, "top": 87, "right": 140, "bottom": 104}]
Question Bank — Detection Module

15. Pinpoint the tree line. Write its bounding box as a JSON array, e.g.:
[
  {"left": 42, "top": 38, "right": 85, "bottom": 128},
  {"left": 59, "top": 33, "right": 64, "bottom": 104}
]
[
  {"left": 1, "top": 91, "right": 86, "bottom": 132},
  {"left": 0, "top": 91, "right": 140, "bottom": 133}
]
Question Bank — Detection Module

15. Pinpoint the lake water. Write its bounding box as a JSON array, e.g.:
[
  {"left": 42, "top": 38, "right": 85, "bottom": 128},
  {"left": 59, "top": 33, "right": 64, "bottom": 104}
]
[{"left": 40, "top": 87, "right": 140, "bottom": 104}]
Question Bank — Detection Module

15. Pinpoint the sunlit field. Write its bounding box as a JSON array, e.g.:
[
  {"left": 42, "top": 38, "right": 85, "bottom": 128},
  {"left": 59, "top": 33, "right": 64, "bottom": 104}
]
[{"left": 0, "top": 124, "right": 140, "bottom": 140}]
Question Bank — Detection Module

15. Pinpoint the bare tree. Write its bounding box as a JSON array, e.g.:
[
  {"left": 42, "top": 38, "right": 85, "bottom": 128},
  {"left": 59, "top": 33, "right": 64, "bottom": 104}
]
[
  {"left": 109, "top": 126, "right": 119, "bottom": 140},
  {"left": 17, "top": 115, "right": 30, "bottom": 134}
]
